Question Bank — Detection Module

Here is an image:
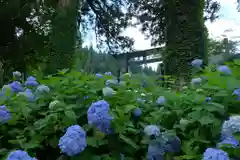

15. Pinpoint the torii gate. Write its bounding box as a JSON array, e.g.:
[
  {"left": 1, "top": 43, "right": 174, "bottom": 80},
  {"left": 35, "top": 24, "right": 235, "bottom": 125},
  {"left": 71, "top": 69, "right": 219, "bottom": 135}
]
[{"left": 111, "top": 47, "right": 164, "bottom": 80}]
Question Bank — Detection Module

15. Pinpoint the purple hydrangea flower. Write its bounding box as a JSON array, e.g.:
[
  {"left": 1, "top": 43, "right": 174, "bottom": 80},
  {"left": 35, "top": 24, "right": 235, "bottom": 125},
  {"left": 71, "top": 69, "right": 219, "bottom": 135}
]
[
  {"left": 217, "top": 136, "right": 239, "bottom": 148},
  {"left": 26, "top": 76, "right": 36, "bottom": 81},
  {"left": 203, "top": 148, "right": 229, "bottom": 160},
  {"left": 87, "top": 100, "right": 113, "bottom": 134},
  {"left": 58, "top": 125, "right": 87, "bottom": 156},
  {"left": 147, "top": 143, "right": 165, "bottom": 160},
  {"left": 9, "top": 81, "right": 24, "bottom": 92},
  {"left": 7, "top": 150, "right": 36, "bottom": 160},
  {"left": 217, "top": 65, "right": 231, "bottom": 75},
  {"left": 0, "top": 105, "right": 11, "bottom": 124},
  {"left": 132, "top": 108, "right": 142, "bottom": 117},
  {"left": 25, "top": 76, "right": 38, "bottom": 87},
  {"left": 191, "top": 59, "right": 203, "bottom": 68},
  {"left": 24, "top": 89, "right": 35, "bottom": 101},
  {"left": 95, "top": 73, "right": 102, "bottom": 78}
]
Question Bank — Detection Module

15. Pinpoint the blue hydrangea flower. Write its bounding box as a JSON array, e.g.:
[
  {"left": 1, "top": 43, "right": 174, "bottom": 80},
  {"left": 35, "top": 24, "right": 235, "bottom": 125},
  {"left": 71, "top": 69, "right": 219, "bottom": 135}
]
[
  {"left": 132, "top": 108, "right": 142, "bottom": 117},
  {"left": 147, "top": 142, "right": 165, "bottom": 160},
  {"left": 137, "top": 98, "right": 145, "bottom": 103},
  {"left": 191, "top": 59, "right": 203, "bottom": 68},
  {"left": 206, "top": 97, "right": 212, "bottom": 102},
  {"left": 35, "top": 84, "right": 50, "bottom": 93},
  {"left": 163, "top": 135, "right": 181, "bottom": 153},
  {"left": 233, "top": 88, "right": 240, "bottom": 101},
  {"left": 221, "top": 115, "right": 240, "bottom": 137},
  {"left": 7, "top": 150, "right": 36, "bottom": 160},
  {"left": 203, "top": 148, "right": 229, "bottom": 160},
  {"left": 9, "top": 81, "right": 24, "bottom": 92},
  {"left": 95, "top": 73, "right": 102, "bottom": 78},
  {"left": 59, "top": 125, "right": 87, "bottom": 156},
  {"left": 191, "top": 78, "right": 202, "bottom": 85},
  {"left": 144, "top": 125, "right": 161, "bottom": 137},
  {"left": 25, "top": 76, "right": 38, "bottom": 86},
  {"left": 26, "top": 76, "right": 37, "bottom": 81},
  {"left": 217, "top": 136, "right": 239, "bottom": 148},
  {"left": 105, "top": 79, "right": 118, "bottom": 86},
  {"left": 156, "top": 96, "right": 166, "bottom": 105},
  {"left": 0, "top": 85, "right": 13, "bottom": 98},
  {"left": 18, "top": 89, "right": 35, "bottom": 102},
  {"left": 105, "top": 72, "right": 112, "bottom": 76},
  {"left": 87, "top": 100, "right": 113, "bottom": 134},
  {"left": 0, "top": 105, "right": 11, "bottom": 124},
  {"left": 217, "top": 65, "right": 231, "bottom": 75}
]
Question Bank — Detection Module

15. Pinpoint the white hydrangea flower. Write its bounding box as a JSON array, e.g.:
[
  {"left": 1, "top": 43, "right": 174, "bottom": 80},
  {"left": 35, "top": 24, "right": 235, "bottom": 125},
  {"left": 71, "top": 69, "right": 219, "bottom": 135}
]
[
  {"left": 49, "top": 100, "right": 61, "bottom": 109},
  {"left": 144, "top": 125, "right": 161, "bottom": 137},
  {"left": 36, "top": 84, "right": 50, "bottom": 93},
  {"left": 191, "top": 78, "right": 202, "bottom": 85},
  {"left": 221, "top": 115, "right": 240, "bottom": 137},
  {"left": 13, "top": 71, "right": 21, "bottom": 77},
  {"left": 102, "top": 87, "right": 116, "bottom": 97},
  {"left": 2, "top": 85, "right": 11, "bottom": 91},
  {"left": 156, "top": 96, "right": 166, "bottom": 105},
  {"left": 105, "top": 79, "right": 118, "bottom": 85}
]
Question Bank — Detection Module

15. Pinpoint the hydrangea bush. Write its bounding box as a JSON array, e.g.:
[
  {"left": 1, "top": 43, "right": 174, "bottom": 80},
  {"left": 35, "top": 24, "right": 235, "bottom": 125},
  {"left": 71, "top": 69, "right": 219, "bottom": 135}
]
[{"left": 1, "top": 59, "right": 240, "bottom": 160}]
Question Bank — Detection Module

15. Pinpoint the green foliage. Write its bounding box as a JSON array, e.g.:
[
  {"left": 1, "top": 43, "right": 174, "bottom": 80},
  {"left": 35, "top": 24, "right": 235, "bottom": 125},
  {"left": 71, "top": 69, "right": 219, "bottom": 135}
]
[
  {"left": 132, "top": 0, "right": 220, "bottom": 78},
  {"left": 132, "top": 0, "right": 220, "bottom": 46},
  {"left": 164, "top": 0, "right": 206, "bottom": 79},
  {"left": 80, "top": 0, "right": 135, "bottom": 53},
  {"left": 44, "top": 0, "right": 79, "bottom": 74},
  {"left": 1, "top": 62, "right": 240, "bottom": 159},
  {"left": 0, "top": 0, "right": 50, "bottom": 81}
]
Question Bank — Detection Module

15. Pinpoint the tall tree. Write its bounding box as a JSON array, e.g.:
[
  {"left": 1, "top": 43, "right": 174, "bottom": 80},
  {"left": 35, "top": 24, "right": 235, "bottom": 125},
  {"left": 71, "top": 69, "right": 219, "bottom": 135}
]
[
  {"left": 0, "top": 0, "right": 50, "bottom": 82},
  {"left": 80, "top": 0, "right": 135, "bottom": 54},
  {"left": 42, "top": 0, "right": 79, "bottom": 74},
  {"left": 132, "top": 0, "right": 220, "bottom": 78}
]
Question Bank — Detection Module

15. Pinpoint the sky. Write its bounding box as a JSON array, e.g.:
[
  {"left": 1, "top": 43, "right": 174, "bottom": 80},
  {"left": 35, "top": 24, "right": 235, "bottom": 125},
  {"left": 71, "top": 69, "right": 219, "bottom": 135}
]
[{"left": 83, "top": 0, "right": 240, "bottom": 70}]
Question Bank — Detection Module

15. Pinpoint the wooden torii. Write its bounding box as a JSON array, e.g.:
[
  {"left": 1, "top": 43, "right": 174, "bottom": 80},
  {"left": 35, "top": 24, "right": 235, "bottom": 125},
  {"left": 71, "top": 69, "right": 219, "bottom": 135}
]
[
  {"left": 111, "top": 47, "right": 164, "bottom": 81},
  {"left": 111, "top": 47, "right": 164, "bottom": 72}
]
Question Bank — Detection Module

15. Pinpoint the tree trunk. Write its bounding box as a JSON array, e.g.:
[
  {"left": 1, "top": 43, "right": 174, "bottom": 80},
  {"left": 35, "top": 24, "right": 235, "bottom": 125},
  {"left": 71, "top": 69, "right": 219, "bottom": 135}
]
[
  {"left": 45, "top": 0, "right": 78, "bottom": 74},
  {"left": 164, "top": 0, "right": 206, "bottom": 81}
]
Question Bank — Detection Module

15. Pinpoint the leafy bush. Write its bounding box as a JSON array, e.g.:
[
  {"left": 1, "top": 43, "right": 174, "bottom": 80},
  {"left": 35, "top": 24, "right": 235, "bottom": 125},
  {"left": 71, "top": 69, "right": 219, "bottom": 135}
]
[{"left": 1, "top": 60, "right": 240, "bottom": 160}]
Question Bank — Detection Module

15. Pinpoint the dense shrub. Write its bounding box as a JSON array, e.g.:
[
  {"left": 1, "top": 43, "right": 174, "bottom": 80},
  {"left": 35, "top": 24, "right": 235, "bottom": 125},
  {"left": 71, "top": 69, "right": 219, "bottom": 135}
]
[{"left": 1, "top": 60, "right": 240, "bottom": 160}]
